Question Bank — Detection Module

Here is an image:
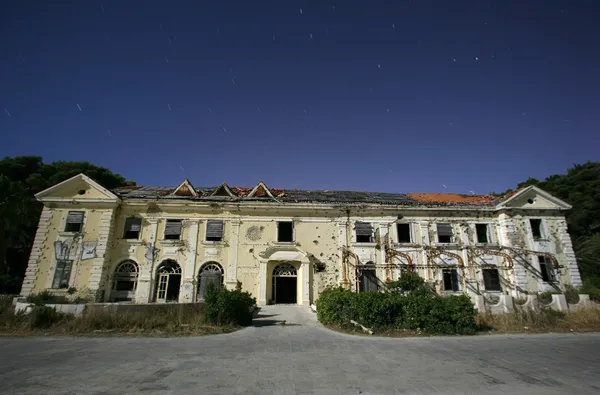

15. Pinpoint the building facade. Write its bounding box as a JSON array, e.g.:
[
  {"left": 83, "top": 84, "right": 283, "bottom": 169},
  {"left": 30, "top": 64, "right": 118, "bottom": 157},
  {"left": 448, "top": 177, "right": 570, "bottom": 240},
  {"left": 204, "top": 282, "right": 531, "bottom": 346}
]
[{"left": 20, "top": 174, "right": 582, "bottom": 309}]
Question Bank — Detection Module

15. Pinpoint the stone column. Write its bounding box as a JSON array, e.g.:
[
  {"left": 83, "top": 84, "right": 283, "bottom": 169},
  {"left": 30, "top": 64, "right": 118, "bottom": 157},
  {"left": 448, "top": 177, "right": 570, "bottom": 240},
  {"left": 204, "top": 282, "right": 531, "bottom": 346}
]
[
  {"left": 88, "top": 209, "right": 117, "bottom": 301},
  {"left": 181, "top": 219, "right": 199, "bottom": 303},
  {"left": 258, "top": 259, "right": 268, "bottom": 305},
  {"left": 136, "top": 218, "right": 159, "bottom": 303},
  {"left": 556, "top": 219, "right": 582, "bottom": 287},
  {"left": 498, "top": 213, "right": 525, "bottom": 292},
  {"left": 418, "top": 222, "right": 430, "bottom": 281},
  {"left": 301, "top": 260, "right": 310, "bottom": 306},
  {"left": 20, "top": 207, "right": 53, "bottom": 296},
  {"left": 226, "top": 220, "right": 240, "bottom": 288},
  {"left": 378, "top": 223, "right": 390, "bottom": 281}
]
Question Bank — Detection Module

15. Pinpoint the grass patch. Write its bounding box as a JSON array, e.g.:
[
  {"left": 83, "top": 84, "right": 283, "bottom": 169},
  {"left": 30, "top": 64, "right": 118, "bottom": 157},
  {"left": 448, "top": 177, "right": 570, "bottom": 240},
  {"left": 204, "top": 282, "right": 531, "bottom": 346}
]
[
  {"left": 476, "top": 306, "right": 600, "bottom": 334},
  {"left": 0, "top": 302, "right": 236, "bottom": 337}
]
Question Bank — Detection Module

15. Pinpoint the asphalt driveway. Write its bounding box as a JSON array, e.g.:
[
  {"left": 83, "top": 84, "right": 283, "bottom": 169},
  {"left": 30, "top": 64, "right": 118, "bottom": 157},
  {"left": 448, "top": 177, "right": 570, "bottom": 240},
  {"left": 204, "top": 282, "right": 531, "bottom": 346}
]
[{"left": 1, "top": 305, "right": 600, "bottom": 395}]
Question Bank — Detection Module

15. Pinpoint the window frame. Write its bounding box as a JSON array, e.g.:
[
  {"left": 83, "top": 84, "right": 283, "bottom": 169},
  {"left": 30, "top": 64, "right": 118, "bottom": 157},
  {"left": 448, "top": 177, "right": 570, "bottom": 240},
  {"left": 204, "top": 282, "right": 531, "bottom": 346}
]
[
  {"left": 442, "top": 268, "right": 460, "bottom": 292},
  {"left": 276, "top": 221, "right": 295, "bottom": 243},
  {"left": 205, "top": 220, "right": 224, "bottom": 242},
  {"left": 436, "top": 223, "right": 454, "bottom": 244},
  {"left": 530, "top": 219, "right": 544, "bottom": 240},
  {"left": 538, "top": 255, "right": 556, "bottom": 282},
  {"left": 396, "top": 223, "right": 412, "bottom": 244},
  {"left": 122, "top": 217, "right": 142, "bottom": 239},
  {"left": 475, "top": 223, "right": 490, "bottom": 244},
  {"left": 51, "top": 259, "right": 74, "bottom": 289},
  {"left": 482, "top": 268, "right": 502, "bottom": 291},
  {"left": 64, "top": 211, "right": 85, "bottom": 233},
  {"left": 355, "top": 221, "right": 374, "bottom": 243},
  {"left": 164, "top": 219, "right": 183, "bottom": 240}
]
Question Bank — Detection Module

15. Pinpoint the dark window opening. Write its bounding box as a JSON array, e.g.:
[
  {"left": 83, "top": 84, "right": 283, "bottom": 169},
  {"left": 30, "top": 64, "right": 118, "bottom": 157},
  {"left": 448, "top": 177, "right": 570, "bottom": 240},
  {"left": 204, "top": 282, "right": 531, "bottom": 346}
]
[
  {"left": 355, "top": 222, "right": 373, "bottom": 243},
  {"left": 52, "top": 259, "right": 73, "bottom": 289},
  {"left": 164, "top": 219, "right": 182, "bottom": 240},
  {"left": 64, "top": 211, "right": 84, "bottom": 232},
  {"left": 538, "top": 256, "right": 555, "bottom": 282},
  {"left": 277, "top": 221, "right": 294, "bottom": 242},
  {"left": 483, "top": 269, "right": 501, "bottom": 291},
  {"left": 123, "top": 217, "right": 142, "bottom": 239},
  {"left": 530, "top": 219, "right": 543, "bottom": 240},
  {"left": 476, "top": 224, "right": 489, "bottom": 243},
  {"left": 397, "top": 223, "right": 411, "bottom": 243},
  {"left": 206, "top": 220, "right": 224, "bottom": 241},
  {"left": 437, "top": 223, "right": 453, "bottom": 243},
  {"left": 442, "top": 269, "right": 459, "bottom": 292}
]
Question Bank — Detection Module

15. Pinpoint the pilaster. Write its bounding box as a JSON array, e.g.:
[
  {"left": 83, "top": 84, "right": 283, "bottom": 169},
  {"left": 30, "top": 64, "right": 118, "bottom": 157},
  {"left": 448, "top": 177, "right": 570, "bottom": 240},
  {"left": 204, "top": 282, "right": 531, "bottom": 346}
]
[
  {"left": 556, "top": 219, "right": 582, "bottom": 287},
  {"left": 226, "top": 219, "right": 240, "bottom": 286},
  {"left": 20, "top": 207, "right": 53, "bottom": 296},
  {"left": 181, "top": 219, "right": 199, "bottom": 302},
  {"left": 88, "top": 209, "right": 117, "bottom": 299},
  {"left": 258, "top": 259, "right": 268, "bottom": 305},
  {"left": 135, "top": 218, "right": 159, "bottom": 303},
  {"left": 301, "top": 260, "right": 310, "bottom": 306},
  {"left": 418, "top": 222, "right": 430, "bottom": 281}
]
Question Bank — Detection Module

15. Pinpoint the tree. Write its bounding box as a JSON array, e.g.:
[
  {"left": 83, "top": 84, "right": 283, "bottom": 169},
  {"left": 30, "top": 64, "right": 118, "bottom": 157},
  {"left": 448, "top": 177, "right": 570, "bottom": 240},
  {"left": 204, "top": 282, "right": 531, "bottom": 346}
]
[{"left": 0, "top": 156, "right": 135, "bottom": 293}]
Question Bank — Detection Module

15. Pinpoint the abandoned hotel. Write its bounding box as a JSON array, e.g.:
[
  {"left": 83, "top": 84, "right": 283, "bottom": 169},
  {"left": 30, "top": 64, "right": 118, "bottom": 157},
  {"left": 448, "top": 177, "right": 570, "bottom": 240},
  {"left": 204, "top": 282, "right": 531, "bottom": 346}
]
[{"left": 19, "top": 173, "right": 584, "bottom": 312}]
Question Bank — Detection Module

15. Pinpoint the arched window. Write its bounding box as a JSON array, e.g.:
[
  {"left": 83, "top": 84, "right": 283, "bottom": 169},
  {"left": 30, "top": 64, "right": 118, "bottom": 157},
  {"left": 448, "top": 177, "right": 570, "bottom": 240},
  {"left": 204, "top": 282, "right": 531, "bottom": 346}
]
[
  {"left": 111, "top": 260, "right": 139, "bottom": 302},
  {"left": 198, "top": 262, "right": 224, "bottom": 300},
  {"left": 155, "top": 259, "right": 182, "bottom": 303},
  {"left": 272, "top": 263, "right": 298, "bottom": 304},
  {"left": 273, "top": 263, "right": 297, "bottom": 277}
]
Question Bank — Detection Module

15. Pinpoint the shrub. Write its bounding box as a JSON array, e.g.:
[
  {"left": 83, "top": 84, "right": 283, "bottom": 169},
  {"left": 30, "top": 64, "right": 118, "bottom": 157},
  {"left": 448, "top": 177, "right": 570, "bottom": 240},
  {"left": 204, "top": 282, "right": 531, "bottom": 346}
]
[
  {"left": 204, "top": 286, "right": 256, "bottom": 326},
  {"left": 581, "top": 279, "right": 600, "bottom": 302},
  {"left": 315, "top": 287, "right": 478, "bottom": 335},
  {"left": 537, "top": 291, "right": 553, "bottom": 305},
  {"left": 564, "top": 285, "right": 580, "bottom": 304},
  {"left": 26, "top": 291, "right": 69, "bottom": 306},
  {"left": 28, "top": 306, "right": 72, "bottom": 329},
  {"left": 385, "top": 270, "right": 434, "bottom": 296}
]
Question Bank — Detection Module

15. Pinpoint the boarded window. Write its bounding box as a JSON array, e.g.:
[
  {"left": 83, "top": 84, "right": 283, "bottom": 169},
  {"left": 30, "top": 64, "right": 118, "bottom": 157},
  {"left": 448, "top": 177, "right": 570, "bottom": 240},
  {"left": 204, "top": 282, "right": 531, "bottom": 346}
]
[
  {"left": 538, "top": 256, "right": 555, "bottom": 282},
  {"left": 397, "top": 223, "right": 411, "bottom": 243},
  {"left": 437, "top": 223, "right": 453, "bottom": 243},
  {"left": 530, "top": 219, "right": 543, "bottom": 239},
  {"left": 278, "top": 221, "right": 294, "bottom": 242},
  {"left": 64, "top": 211, "right": 84, "bottom": 232},
  {"left": 442, "top": 269, "right": 459, "bottom": 292},
  {"left": 355, "top": 222, "right": 373, "bottom": 243},
  {"left": 52, "top": 260, "right": 73, "bottom": 289},
  {"left": 164, "top": 219, "right": 182, "bottom": 240},
  {"left": 476, "top": 224, "right": 489, "bottom": 243},
  {"left": 206, "top": 220, "right": 224, "bottom": 241},
  {"left": 483, "top": 268, "right": 501, "bottom": 291},
  {"left": 123, "top": 217, "right": 142, "bottom": 239}
]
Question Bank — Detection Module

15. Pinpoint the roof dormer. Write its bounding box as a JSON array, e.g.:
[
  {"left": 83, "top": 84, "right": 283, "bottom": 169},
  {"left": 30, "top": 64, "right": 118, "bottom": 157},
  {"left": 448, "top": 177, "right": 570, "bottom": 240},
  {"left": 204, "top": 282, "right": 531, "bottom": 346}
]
[{"left": 172, "top": 179, "right": 198, "bottom": 197}]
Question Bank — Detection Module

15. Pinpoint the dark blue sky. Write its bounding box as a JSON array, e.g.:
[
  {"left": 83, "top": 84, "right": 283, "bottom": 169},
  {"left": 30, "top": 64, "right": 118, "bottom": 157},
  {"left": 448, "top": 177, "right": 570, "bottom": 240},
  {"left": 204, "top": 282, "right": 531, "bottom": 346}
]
[{"left": 1, "top": 1, "right": 598, "bottom": 194}]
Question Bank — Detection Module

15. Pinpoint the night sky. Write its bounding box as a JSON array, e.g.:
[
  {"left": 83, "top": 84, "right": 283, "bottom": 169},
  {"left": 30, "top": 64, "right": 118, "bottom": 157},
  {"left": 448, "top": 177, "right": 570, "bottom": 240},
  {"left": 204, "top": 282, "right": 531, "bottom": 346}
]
[{"left": 1, "top": 1, "right": 598, "bottom": 194}]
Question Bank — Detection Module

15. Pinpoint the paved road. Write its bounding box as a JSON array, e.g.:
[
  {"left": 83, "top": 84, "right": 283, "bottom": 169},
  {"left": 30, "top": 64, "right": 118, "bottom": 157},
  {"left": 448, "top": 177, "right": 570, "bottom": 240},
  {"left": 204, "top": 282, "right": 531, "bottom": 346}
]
[{"left": 1, "top": 305, "right": 600, "bottom": 395}]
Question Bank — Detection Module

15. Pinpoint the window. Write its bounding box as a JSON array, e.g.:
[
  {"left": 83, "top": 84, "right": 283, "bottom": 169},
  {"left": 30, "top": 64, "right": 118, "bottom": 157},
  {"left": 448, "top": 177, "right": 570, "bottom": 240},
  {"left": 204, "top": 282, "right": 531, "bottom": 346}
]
[
  {"left": 277, "top": 221, "right": 294, "bottom": 242},
  {"left": 482, "top": 268, "right": 501, "bottom": 291},
  {"left": 206, "top": 220, "right": 224, "bottom": 242},
  {"left": 64, "top": 211, "right": 84, "bottom": 232},
  {"left": 442, "top": 269, "right": 459, "bottom": 291},
  {"left": 538, "top": 256, "right": 555, "bottom": 282},
  {"left": 123, "top": 217, "right": 142, "bottom": 239},
  {"left": 437, "top": 223, "right": 453, "bottom": 243},
  {"left": 397, "top": 223, "right": 411, "bottom": 243},
  {"left": 355, "top": 222, "right": 373, "bottom": 243},
  {"left": 476, "top": 224, "right": 489, "bottom": 244},
  {"left": 530, "top": 219, "right": 543, "bottom": 240},
  {"left": 164, "top": 219, "right": 182, "bottom": 240},
  {"left": 51, "top": 259, "right": 73, "bottom": 289}
]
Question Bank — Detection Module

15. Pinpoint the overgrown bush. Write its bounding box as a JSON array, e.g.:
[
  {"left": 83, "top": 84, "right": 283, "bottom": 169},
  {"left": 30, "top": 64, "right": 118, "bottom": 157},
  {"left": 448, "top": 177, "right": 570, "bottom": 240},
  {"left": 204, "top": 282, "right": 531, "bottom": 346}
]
[
  {"left": 581, "top": 279, "right": 600, "bottom": 302},
  {"left": 385, "top": 270, "right": 434, "bottom": 296},
  {"left": 26, "top": 291, "right": 69, "bottom": 305},
  {"left": 537, "top": 291, "right": 553, "bottom": 305},
  {"left": 28, "top": 306, "right": 72, "bottom": 329},
  {"left": 564, "top": 285, "right": 580, "bottom": 304},
  {"left": 316, "top": 286, "right": 477, "bottom": 335},
  {"left": 204, "top": 286, "right": 256, "bottom": 326}
]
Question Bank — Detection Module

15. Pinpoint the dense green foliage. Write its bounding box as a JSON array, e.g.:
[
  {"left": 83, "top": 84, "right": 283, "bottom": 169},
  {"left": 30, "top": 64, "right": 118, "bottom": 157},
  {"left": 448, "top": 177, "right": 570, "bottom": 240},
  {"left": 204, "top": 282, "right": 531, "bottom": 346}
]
[
  {"left": 0, "top": 156, "right": 134, "bottom": 293},
  {"left": 316, "top": 286, "right": 478, "bottom": 335},
  {"left": 204, "top": 286, "right": 257, "bottom": 326},
  {"left": 385, "top": 269, "right": 435, "bottom": 295}
]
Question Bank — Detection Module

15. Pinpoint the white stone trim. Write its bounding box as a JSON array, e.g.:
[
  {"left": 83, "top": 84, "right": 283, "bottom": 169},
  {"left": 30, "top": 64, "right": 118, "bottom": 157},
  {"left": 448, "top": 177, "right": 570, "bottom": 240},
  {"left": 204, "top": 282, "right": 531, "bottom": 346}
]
[
  {"left": 87, "top": 209, "right": 117, "bottom": 298},
  {"left": 20, "top": 207, "right": 53, "bottom": 296}
]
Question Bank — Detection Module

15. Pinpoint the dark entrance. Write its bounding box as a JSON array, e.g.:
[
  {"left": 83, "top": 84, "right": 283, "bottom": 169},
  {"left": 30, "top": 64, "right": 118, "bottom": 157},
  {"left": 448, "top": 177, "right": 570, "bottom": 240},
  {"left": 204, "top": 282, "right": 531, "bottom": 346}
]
[
  {"left": 358, "top": 262, "right": 379, "bottom": 292},
  {"left": 198, "top": 262, "right": 224, "bottom": 301},
  {"left": 272, "top": 263, "right": 298, "bottom": 304}
]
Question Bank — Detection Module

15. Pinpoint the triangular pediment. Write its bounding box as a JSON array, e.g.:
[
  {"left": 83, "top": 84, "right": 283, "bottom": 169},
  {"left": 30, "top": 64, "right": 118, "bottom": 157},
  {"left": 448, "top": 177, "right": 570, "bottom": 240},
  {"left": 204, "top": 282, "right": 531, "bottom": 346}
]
[
  {"left": 35, "top": 173, "right": 119, "bottom": 202},
  {"left": 172, "top": 179, "right": 198, "bottom": 197},
  {"left": 497, "top": 186, "right": 571, "bottom": 210},
  {"left": 247, "top": 181, "right": 276, "bottom": 199},
  {"left": 211, "top": 182, "right": 236, "bottom": 197}
]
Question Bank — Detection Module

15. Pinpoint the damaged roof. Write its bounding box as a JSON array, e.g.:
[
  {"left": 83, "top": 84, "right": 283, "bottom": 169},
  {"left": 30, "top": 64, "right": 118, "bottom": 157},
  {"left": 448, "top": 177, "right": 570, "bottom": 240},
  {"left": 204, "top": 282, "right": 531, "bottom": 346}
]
[{"left": 113, "top": 184, "right": 503, "bottom": 208}]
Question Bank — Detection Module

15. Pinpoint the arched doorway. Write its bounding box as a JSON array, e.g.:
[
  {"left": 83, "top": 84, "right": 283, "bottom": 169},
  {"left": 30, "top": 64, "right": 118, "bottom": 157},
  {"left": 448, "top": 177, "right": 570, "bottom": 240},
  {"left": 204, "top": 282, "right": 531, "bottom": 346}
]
[
  {"left": 155, "top": 259, "right": 182, "bottom": 303},
  {"left": 358, "top": 261, "right": 379, "bottom": 292},
  {"left": 197, "top": 262, "right": 224, "bottom": 301},
  {"left": 272, "top": 263, "right": 297, "bottom": 304},
  {"left": 111, "top": 260, "right": 139, "bottom": 302}
]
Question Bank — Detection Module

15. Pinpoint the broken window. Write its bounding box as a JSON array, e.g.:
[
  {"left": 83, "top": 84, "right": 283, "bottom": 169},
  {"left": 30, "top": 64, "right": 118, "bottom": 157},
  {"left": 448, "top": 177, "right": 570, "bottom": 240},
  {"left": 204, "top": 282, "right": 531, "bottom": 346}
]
[
  {"left": 437, "top": 223, "right": 453, "bottom": 243},
  {"left": 111, "top": 260, "right": 139, "bottom": 301},
  {"left": 164, "top": 219, "right": 182, "bottom": 240},
  {"left": 442, "top": 269, "right": 459, "bottom": 292},
  {"left": 530, "top": 219, "right": 543, "bottom": 240},
  {"left": 482, "top": 268, "right": 501, "bottom": 291},
  {"left": 64, "top": 211, "right": 84, "bottom": 232},
  {"left": 397, "top": 223, "right": 411, "bottom": 243},
  {"left": 277, "top": 221, "right": 294, "bottom": 242},
  {"left": 538, "top": 256, "right": 555, "bottom": 282},
  {"left": 355, "top": 222, "right": 373, "bottom": 243},
  {"left": 206, "top": 220, "right": 224, "bottom": 241},
  {"left": 476, "top": 224, "right": 489, "bottom": 244},
  {"left": 51, "top": 259, "right": 73, "bottom": 289},
  {"left": 123, "top": 217, "right": 142, "bottom": 239}
]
